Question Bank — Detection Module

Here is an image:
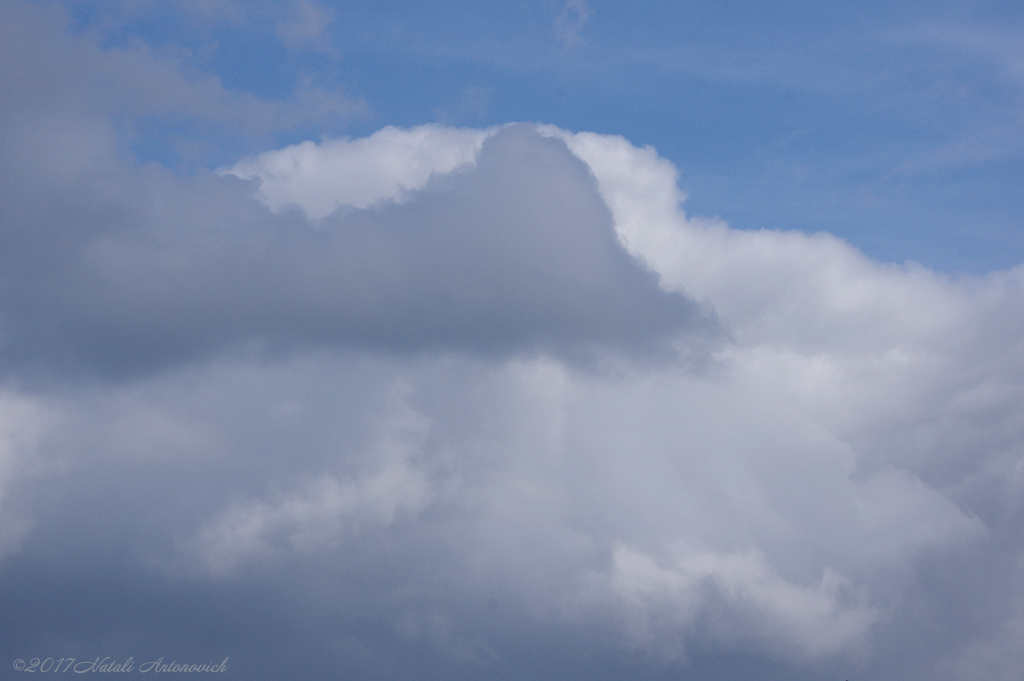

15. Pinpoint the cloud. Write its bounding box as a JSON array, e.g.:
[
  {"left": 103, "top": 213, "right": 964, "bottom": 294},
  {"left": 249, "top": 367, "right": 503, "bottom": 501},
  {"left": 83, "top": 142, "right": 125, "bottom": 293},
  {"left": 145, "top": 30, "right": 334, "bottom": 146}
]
[
  {"left": 184, "top": 387, "right": 435, "bottom": 576},
  {"left": 0, "top": 0, "right": 364, "bottom": 171},
  {"left": 0, "top": 119, "right": 713, "bottom": 380},
  {"left": 0, "top": 9, "right": 713, "bottom": 380},
  {"left": 876, "top": 24, "right": 1024, "bottom": 175},
  {"left": 168, "top": 123, "right": 1024, "bottom": 674},
  {"left": 0, "top": 112, "right": 1018, "bottom": 678},
  {"left": 611, "top": 543, "right": 877, "bottom": 661},
  {"left": 276, "top": 0, "right": 335, "bottom": 52},
  {"left": 4, "top": 3, "right": 1024, "bottom": 678},
  {"left": 0, "top": 391, "right": 55, "bottom": 561},
  {"left": 221, "top": 125, "right": 493, "bottom": 218},
  {"left": 555, "top": 0, "right": 592, "bottom": 46}
]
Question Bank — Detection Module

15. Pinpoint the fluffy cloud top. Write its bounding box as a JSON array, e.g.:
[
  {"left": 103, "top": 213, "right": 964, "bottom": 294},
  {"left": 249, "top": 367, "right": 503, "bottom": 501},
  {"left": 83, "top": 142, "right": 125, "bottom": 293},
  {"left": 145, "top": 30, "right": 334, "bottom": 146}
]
[{"left": 221, "top": 125, "right": 491, "bottom": 218}]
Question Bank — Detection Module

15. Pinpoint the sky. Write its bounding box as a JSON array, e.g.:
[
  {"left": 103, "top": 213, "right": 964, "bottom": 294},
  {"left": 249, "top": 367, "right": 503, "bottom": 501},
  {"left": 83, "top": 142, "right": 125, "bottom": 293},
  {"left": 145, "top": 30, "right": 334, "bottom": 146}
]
[{"left": 1, "top": 1, "right": 1024, "bottom": 680}]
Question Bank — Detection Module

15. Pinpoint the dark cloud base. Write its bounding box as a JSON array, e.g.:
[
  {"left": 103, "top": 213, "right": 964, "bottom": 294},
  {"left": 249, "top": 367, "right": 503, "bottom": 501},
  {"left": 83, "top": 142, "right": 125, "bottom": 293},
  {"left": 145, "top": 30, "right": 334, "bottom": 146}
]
[{"left": 0, "top": 556, "right": 840, "bottom": 681}]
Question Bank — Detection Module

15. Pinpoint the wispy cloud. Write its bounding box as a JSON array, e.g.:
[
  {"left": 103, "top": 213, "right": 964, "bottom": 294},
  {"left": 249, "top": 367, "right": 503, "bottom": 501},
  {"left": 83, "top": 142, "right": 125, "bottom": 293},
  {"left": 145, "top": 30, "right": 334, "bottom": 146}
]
[{"left": 555, "top": 0, "right": 592, "bottom": 46}]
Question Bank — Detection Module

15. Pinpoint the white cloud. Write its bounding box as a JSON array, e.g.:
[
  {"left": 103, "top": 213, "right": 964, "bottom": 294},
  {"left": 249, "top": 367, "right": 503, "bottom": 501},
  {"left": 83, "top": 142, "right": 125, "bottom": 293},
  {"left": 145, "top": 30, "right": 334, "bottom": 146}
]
[
  {"left": 185, "top": 385, "right": 434, "bottom": 576},
  {"left": 189, "top": 459, "right": 433, "bottom": 576},
  {"left": 181, "top": 123, "right": 1024, "bottom": 670},
  {"left": 221, "top": 125, "right": 494, "bottom": 218},
  {"left": 155, "top": 343, "right": 985, "bottom": 663}
]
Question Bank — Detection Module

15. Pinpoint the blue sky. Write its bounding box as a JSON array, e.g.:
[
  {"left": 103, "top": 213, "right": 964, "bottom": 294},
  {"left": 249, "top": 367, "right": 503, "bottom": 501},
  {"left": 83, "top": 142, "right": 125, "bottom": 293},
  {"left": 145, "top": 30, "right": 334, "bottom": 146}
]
[
  {"left": 3, "top": 2, "right": 1024, "bottom": 681},
  {"left": 64, "top": 0, "right": 1024, "bottom": 271}
]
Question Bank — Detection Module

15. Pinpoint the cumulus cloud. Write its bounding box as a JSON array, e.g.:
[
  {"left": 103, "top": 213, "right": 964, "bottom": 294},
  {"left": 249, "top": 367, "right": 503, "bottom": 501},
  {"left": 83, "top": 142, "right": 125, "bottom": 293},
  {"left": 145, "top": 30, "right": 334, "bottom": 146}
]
[
  {"left": 4, "top": 3, "right": 1024, "bottom": 678},
  {"left": 0, "top": 121, "right": 712, "bottom": 380},
  {"left": 166, "top": 123, "right": 1024, "bottom": 674},
  {"left": 0, "top": 9, "right": 713, "bottom": 379}
]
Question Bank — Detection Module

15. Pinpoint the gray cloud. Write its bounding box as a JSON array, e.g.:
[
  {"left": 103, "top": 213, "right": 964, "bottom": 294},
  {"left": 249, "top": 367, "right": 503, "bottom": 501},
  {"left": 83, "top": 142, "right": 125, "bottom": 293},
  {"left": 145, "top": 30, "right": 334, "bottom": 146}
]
[
  {"left": 0, "top": 120, "right": 714, "bottom": 379},
  {"left": 0, "top": 6, "right": 714, "bottom": 380}
]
